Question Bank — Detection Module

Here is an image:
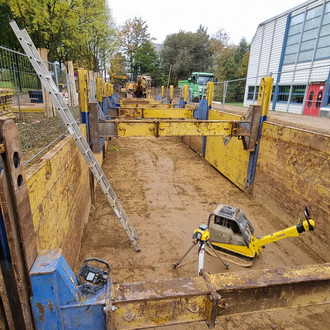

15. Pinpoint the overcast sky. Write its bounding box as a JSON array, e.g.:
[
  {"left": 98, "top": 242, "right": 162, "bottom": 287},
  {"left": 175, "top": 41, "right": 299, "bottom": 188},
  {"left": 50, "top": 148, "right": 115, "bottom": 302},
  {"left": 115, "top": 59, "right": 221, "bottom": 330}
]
[{"left": 108, "top": 0, "right": 306, "bottom": 44}]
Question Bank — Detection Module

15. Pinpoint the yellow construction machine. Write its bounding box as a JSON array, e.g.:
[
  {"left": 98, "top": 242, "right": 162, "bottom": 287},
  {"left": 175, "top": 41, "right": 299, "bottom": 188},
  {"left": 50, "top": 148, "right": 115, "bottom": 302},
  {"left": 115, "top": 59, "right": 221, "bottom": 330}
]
[
  {"left": 110, "top": 73, "right": 127, "bottom": 93},
  {"left": 124, "top": 75, "right": 151, "bottom": 98},
  {"left": 207, "top": 204, "right": 315, "bottom": 267}
]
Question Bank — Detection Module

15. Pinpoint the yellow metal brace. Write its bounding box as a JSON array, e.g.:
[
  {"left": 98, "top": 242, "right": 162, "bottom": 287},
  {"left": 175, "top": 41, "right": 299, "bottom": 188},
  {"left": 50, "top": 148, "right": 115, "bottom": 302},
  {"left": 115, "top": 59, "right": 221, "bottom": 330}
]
[
  {"left": 257, "top": 76, "right": 273, "bottom": 116},
  {"left": 207, "top": 82, "right": 214, "bottom": 108},
  {"left": 161, "top": 86, "right": 165, "bottom": 99},
  {"left": 77, "top": 69, "right": 88, "bottom": 113},
  {"left": 117, "top": 108, "right": 194, "bottom": 119},
  {"left": 182, "top": 84, "right": 188, "bottom": 103},
  {"left": 96, "top": 77, "right": 103, "bottom": 102},
  {"left": 170, "top": 85, "right": 174, "bottom": 102}
]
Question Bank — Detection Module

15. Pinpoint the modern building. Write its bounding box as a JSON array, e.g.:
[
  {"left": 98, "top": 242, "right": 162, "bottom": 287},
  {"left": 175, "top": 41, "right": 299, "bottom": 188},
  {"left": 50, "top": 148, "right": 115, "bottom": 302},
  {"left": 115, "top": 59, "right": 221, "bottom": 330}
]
[{"left": 244, "top": 0, "right": 330, "bottom": 117}]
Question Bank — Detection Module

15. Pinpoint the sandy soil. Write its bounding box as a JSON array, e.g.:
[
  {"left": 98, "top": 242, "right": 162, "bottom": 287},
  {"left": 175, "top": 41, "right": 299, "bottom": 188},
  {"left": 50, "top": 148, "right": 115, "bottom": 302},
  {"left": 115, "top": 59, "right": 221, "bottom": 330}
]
[{"left": 78, "top": 136, "right": 329, "bottom": 329}]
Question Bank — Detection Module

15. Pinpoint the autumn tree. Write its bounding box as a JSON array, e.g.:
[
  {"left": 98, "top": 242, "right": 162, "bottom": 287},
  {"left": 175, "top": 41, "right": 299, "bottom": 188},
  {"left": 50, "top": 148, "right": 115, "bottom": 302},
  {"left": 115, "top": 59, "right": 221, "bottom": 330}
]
[
  {"left": 110, "top": 52, "right": 127, "bottom": 75},
  {"left": 2, "top": 0, "right": 117, "bottom": 71},
  {"left": 119, "top": 17, "right": 152, "bottom": 78},
  {"left": 214, "top": 37, "right": 250, "bottom": 102},
  {"left": 160, "top": 26, "right": 212, "bottom": 85}
]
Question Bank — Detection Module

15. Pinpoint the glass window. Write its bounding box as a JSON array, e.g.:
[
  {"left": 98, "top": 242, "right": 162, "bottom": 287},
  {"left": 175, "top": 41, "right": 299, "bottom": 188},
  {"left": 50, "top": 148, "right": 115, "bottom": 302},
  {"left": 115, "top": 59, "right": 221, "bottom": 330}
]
[
  {"left": 326, "top": 2, "right": 330, "bottom": 13},
  {"left": 316, "top": 91, "right": 323, "bottom": 108},
  {"left": 197, "top": 76, "right": 214, "bottom": 84},
  {"left": 283, "top": 3, "right": 330, "bottom": 65},
  {"left": 315, "top": 46, "right": 330, "bottom": 59},
  {"left": 283, "top": 53, "right": 297, "bottom": 64},
  {"left": 304, "top": 16, "right": 322, "bottom": 30},
  {"left": 287, "top": 33, "right": 301, "bottom": 45},
  {"left": 318, "top": 35, "right": 330, "bottom": 48},
  {"left": 298, "top": 49, "right": 314, "bottom": 62},
  {"left": 247, "top": 86, "right": 254, "bottom": 100},
  {"left": 302, "top": 28, "right": 318, "bottom": 41},
  {"left": 285, "top": 44, "right": 299, "bottom": 54},
  {"left": 320, "top": 24, "right": 330, "bottom": 37},
  {"left": 289, "top": 23, "right": 303, "bottom": 35},
  {"left": 277, "top": 85, "right": 290, "bottom": 102},
  {"left": 290, "top": 85, "right": 306, "bottom": 103},
  {"left": 308, "top": 90, "right": 314, "bottom": 108},
  {"left": 291, "top": 13, "right": 304, "bottom": 25},
  {"left": 300, "top": 39, "right": 316, "bottom": 51},
  {"left": 322, "top": 12, "right": 330, "bottom": 25},
  {"left": 306, "top": 6, "right": 322, "bottom": 20}
]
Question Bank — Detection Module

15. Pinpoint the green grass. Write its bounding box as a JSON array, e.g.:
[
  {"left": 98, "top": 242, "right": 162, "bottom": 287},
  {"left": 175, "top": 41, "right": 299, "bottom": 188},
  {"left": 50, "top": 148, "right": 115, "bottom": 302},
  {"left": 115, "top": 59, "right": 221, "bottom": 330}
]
[
  {"left": 227, "top": 102, "right": 246, "bottom": 108},
  {"left": 0, "top": 81, "right": 13, "bottom": 89}
]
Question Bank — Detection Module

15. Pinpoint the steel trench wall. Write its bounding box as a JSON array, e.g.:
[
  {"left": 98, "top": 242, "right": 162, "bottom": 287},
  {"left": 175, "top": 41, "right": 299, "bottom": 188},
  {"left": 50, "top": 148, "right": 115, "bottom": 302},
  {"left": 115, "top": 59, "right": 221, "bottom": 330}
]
[{"left": 25, "top": 125, "right": 106, "bottom": 268}]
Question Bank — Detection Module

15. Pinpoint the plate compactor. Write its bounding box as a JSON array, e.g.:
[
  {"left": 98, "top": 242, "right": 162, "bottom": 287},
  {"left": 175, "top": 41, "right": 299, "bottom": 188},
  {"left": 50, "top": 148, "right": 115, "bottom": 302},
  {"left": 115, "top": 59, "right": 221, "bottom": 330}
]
[{"left": 207, "top": 204, "right": 315, "bottom": 267}]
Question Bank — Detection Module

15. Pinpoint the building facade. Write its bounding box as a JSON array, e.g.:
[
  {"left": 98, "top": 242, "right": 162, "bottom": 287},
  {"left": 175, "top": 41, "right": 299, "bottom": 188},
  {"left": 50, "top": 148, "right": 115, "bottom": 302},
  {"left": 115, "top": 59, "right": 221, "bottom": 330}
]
[{"left": 244, "top": 0, "right": 330, "bottom": 117}]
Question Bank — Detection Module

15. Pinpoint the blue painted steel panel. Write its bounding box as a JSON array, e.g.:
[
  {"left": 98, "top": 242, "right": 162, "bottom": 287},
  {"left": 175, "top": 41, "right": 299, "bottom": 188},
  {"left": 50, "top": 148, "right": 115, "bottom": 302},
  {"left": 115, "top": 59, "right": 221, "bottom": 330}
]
[
  {"left": 80, "top": 111, "right": 90, "bottom": 143},
  {"left": 30, "top": 250, "right": 110, "bottom": 329},
  {"left": 321, "top": 70, "right": 330, "bottom": 108}
]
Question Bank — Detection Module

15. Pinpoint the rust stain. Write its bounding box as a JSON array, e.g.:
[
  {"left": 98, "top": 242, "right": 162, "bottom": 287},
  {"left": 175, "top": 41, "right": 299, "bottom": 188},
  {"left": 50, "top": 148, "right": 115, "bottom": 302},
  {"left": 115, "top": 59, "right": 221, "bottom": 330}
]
[
  {"left": 36, "top": 302, "right": 45, "bottom": 322},
  {"left": 48, "top": 300, "right": 54, "bottom": 312}
]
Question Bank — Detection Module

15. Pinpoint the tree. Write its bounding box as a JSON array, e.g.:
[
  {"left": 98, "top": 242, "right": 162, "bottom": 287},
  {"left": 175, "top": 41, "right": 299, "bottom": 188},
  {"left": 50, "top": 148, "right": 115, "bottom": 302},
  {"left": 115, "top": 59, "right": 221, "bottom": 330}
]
[
  {"left": 213, "top": 37, "right": 250, "bottom": 102},
  {"left": 132, "top": 41, "right": 162, "bottom": 86},
  {"left": 160, "top": 26, "right": 212, "bottom": 85},
  {"left": 110, "top": 52, "right": 127, "bottom": 75},
  {"left": 119, "top": 17, "right": 152, "bottom": 78},
  {"left": 0, "top": 0, "right": 21, "bottom": 49},
  {"left": 3, "top": 0, "right": 117, "bottom": 71},
  {"left": 209, "top": 28, "right": 230, "bottom": 57}
]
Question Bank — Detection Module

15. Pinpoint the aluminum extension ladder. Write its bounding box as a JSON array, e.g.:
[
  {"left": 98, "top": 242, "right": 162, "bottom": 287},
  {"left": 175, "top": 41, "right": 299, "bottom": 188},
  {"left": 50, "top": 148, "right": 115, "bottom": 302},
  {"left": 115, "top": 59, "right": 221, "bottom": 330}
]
[{"left": 10, "top": 20, "right": 140, "bottom": 251}]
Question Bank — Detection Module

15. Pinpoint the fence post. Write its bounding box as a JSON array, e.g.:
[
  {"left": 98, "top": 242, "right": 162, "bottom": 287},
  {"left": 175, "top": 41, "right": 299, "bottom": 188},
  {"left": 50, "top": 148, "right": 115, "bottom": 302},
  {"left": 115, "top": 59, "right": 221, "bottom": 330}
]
[
  {"left": 66, "top": 61, "right": 78, "bottom": 107},
  {"left": 170, "top": 85, "right": 174, "bottom": 104},
  {"left": 161, "top": 86, "right": 165, "bottom": 99},
  {"left": 38, "top": 48, "right": 55, "bottom": 117},
  {"left": 222, "top": 81, "right": 228, "bottom": 112}
]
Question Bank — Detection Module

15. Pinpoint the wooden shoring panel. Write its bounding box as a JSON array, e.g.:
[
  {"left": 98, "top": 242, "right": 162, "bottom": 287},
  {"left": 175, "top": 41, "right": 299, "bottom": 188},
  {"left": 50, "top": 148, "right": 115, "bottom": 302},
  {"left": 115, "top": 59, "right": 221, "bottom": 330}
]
[{"left": 0, "top": 117, "right": 36, "bottom": 329}]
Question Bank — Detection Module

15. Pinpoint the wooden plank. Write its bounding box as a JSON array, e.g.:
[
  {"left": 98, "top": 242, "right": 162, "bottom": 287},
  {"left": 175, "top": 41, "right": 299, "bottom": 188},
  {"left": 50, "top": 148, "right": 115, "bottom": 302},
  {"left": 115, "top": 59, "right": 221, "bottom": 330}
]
[
  {"left": 38, "top": 48, "right": 55, "bottom": 117},
  {"left": 89, "top": 102, "right": 100, "bottom": 153},
  {"left": 0, "top": 117, "right": 36, "bottom": 329},
  {"left": 66, "top": 61, "right": 78, "bottom": 107},
  {"left": 0, "top": 118, "right": 37, "bottom": 270}
]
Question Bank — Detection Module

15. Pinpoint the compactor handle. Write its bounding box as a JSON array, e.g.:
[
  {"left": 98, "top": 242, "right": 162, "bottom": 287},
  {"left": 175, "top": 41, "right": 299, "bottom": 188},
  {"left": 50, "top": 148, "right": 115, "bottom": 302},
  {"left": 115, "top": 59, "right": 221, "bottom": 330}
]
[{"left": 304, "top": 206, "right": 314, "bottom": 231}]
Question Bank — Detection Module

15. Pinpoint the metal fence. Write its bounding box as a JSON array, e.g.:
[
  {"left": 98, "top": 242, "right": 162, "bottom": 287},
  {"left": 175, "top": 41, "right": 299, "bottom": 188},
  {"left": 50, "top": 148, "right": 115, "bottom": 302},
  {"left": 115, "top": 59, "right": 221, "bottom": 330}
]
[
  {"left": 183, "top": 63, "right": 330, "bottom": 116},
  {"left": 0, "top": 45, "right": 79, "bottom": 166}
]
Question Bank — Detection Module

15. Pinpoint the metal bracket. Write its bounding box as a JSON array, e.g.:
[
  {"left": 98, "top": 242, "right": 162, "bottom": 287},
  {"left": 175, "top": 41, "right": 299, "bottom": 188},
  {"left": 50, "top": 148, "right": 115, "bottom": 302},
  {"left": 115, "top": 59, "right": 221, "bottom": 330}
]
[
  {"left": 154, "top": 120, "right": 160, "bottom": 138},
  {"left": 241, "top": 105, "right": 262, "bottom": 151},
  {"left": 201, "top": 270, "right": 221, "bottom": 328}
]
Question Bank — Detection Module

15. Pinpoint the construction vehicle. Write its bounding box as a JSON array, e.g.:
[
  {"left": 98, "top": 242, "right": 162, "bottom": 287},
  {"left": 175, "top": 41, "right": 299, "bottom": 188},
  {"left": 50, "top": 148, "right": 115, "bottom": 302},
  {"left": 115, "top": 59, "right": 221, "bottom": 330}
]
[
  {"left": 178, "top": 72, "right": 215, "bottom": 102},
  {"left": 110, "top": 73, "right": 127, "bottom": 93},
  {"left": 124, "top": 75, "right": 151, "bottom": 98},
  {"left": 207, "top": 204, "right": 315, "bottom": 267}
]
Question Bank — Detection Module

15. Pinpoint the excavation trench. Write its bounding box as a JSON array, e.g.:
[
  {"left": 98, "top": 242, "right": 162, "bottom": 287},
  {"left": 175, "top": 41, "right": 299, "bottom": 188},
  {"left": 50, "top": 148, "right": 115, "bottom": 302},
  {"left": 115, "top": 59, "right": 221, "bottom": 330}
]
[{"left": 77, "top": 136, "right": 329, "bottom": 329}]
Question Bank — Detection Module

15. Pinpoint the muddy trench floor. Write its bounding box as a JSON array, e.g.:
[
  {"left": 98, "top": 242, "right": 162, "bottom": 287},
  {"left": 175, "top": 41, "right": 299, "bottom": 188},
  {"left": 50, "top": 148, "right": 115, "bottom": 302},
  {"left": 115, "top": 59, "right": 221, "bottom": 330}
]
[{"left": 77, "top": 136, "right": 329, "bottom": 330}]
